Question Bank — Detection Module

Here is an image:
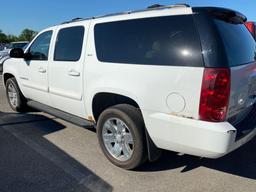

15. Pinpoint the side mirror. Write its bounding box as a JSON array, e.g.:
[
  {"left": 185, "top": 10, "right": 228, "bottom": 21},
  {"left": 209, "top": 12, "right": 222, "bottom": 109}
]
[{"left": 10, "top": 48, "right": 24, "bottom": 58}]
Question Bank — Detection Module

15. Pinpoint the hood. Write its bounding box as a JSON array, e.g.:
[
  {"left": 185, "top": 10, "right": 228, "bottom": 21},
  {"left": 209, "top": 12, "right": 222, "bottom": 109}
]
[{"left": 0, "top": 49, "right": 11, "bottom": 58}]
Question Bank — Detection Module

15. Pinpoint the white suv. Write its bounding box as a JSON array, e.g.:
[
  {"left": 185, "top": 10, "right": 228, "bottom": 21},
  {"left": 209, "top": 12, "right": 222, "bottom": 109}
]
[{"left": 2, "top": 5, "right": 256, "bottom": 169}]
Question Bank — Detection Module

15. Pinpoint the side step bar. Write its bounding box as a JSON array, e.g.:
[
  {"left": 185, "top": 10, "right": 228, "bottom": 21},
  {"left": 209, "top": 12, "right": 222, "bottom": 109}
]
[{"left": 27, "top": 101, "right": 95, "bottom": 128}]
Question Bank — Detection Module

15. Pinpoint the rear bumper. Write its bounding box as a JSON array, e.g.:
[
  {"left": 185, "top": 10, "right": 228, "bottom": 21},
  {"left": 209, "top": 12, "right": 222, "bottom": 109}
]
[{"left": 144, "top": 112, "right": 256, "bottom": 158}]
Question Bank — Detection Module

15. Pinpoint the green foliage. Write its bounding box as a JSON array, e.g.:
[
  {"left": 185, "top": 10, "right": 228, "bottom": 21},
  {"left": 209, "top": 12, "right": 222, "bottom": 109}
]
[
  {"left": 0, "top": 29, "right": 38, "bottom": 43},
  {"left": 0, "top": 30, "right": 8, "bottom": 43},
  {"left": 7, "top": 35, "right": 19, "bottom": 42},
  {"left": 19, "top": 29, "right": 38, "bottom": 41}
]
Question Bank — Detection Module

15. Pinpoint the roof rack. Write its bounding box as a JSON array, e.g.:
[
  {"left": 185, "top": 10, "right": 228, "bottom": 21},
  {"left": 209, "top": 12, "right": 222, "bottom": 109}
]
[
  {"left": 147, "top": 3, "right": 190, "bottom": 9},
  {"left": 60, "top": 3, "right": 190, "bottom": 25},
  {"left": 61, "top": 17, "right": 84, "bottom": 24}
]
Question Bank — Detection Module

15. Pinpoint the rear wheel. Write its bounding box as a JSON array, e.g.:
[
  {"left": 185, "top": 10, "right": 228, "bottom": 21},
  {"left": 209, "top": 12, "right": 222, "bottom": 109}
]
[
  {"left": 97, "top": 104, "right": 147, "bottom": 170},
  {"left": 6, "top": 78, "right": 27, "bottom": 112}
]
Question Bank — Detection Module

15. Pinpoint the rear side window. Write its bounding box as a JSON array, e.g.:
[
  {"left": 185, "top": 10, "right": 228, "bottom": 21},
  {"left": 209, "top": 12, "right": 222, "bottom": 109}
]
[
  {"left": 54, "top": 26, "right": 84, "bottom": 61},
  {"left": 214, "top": 20, "right": 256, "bottom": 67},
  {"left": 94, "top": 15, "right": 203, "bottom": 67}
]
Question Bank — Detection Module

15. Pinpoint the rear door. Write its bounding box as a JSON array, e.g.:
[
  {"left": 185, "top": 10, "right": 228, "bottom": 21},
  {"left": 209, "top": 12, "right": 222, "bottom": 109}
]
[{"left": 48, "top": 24, "right": 87, "bottom": 117}]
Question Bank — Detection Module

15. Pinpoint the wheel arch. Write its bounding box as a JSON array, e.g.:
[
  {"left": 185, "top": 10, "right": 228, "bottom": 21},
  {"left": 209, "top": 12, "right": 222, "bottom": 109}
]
[
  {"left": 91, "top": 91, "right": 162, "bottom": 162},
  {"left": 91, "top": 92, "right": 141, "bottom": 122},
  {"left": 3, "top": 72, "right": 26, "bottom": 99},
  {"left": 3, "top": 73, "right": 15, "bottom": 87}
]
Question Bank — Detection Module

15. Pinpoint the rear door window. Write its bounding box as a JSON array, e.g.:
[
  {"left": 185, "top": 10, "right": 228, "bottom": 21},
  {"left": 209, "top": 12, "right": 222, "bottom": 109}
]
[
  {"left": 54, "top": 26, "right": 84, "bottom": 61},
  {"left": 94, "top": 15, "right": 203, "bottom": 67}
]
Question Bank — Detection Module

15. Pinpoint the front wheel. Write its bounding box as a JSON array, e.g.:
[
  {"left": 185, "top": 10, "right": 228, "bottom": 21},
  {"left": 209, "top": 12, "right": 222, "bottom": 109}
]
[
  {"left": 97, "top": 104, "right": 147, "bottom": 170},
  {"left": 5, "top": 78, "right": 27, "bottom": 112}
]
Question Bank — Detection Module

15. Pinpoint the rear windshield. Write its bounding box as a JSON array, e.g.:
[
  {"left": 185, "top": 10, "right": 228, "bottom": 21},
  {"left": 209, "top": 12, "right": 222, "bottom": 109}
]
[
  {"left": 214, "top": 19, "right": 256, "bottom": 67},
  {"left": 94, "top": 15, "right": 203, "bottom": 67}
]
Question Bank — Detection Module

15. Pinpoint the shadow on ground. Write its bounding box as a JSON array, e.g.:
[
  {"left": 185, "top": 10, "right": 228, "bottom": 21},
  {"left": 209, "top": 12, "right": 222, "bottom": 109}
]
[
  {"left": 139, "top": 136, "right": 256, "bottom": 180},
  {"left": 0, "top": 111, "right": 112, "bottom": 192},
  {"left": 1, "top": 110, "right": 256, "bottom": 192}
]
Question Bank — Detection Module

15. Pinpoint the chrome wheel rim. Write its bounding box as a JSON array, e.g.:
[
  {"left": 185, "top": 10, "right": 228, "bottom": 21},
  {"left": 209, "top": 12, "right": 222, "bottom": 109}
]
[
  {"left": 102, "top": 118, "right": 134, "bottom": 161},
  {"left": 8, "top": 83, "right": 18, "bottom": 108}
]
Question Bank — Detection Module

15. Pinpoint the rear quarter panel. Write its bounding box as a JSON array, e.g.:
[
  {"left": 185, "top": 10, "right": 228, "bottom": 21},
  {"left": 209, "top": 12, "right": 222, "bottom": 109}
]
[{"left": 84, "top": 17, "right": 204, "bottom": 120}]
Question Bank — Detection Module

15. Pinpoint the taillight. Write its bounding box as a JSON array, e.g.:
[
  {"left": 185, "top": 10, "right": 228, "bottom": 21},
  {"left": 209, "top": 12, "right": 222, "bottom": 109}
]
[
  {"left": 245, "top": 22, "right": 255, "bottom": 37},
  {"left": 199, "top": 68, "right": 230, "bottom": 122}
]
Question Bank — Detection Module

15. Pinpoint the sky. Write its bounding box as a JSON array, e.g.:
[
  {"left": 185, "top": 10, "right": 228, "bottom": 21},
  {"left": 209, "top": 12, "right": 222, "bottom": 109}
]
[{"left": 1, "top": 0, "right": 256, "bottom": 35}]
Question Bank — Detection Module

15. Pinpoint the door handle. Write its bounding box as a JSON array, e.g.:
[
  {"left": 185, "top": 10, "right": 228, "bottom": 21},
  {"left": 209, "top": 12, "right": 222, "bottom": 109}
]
[
  {"left": 38, "top": 67, "right": 46, "bottom": 73},
  {"left": 68, "top": 70, "right": 80, "bottom": 77}
]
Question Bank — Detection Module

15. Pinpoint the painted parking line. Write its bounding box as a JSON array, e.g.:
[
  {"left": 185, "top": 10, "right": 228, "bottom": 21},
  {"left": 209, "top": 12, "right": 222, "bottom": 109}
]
[{"left": 0, "top": 117, "right": 112, "bottom": 192}]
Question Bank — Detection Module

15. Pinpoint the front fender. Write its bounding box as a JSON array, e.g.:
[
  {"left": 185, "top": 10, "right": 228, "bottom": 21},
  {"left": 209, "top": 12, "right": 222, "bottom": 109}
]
[{"left": 2, "top": 59, "right": 22, "bottom": 90}]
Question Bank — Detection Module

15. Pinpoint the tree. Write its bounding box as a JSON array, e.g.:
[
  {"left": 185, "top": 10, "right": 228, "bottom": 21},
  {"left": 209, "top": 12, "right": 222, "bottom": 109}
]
[
  {"left": 7, "top": 35, "right": 19, "bottom": 42},
  {"left": 0, "top": 28, "right": 38, "bottom": 43},
  {"left": 19, "top": 29, "right": 37, "bottom": 41},
  {"left": 0, "top": 29, "right": 8, "bottom": 43}
]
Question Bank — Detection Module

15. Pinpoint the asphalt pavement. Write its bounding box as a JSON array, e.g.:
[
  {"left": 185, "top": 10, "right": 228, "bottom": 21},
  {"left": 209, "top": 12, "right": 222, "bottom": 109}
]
[{"left": 1, "top": 74, "right": 256, "bottom": 192}]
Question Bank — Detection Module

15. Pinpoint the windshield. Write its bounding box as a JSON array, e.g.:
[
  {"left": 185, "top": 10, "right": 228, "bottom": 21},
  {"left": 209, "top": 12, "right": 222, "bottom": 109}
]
[
  {"left": 0, "top": 44, "right": 5, "bottom": 51},
  {"left": 6, "top": 43, "right": 28, "bottom": 49},
  {"left": 22, "top": 44, "right": 29, "bottom": 50}
]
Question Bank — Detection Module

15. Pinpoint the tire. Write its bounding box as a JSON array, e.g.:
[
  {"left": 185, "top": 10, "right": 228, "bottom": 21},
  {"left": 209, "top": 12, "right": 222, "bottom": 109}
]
[
  {"left": 97, "top": 104, "right": 147, "bottom": 170},
  {"left": 5, "top": 77, "right": 27, "bottom": 112}
]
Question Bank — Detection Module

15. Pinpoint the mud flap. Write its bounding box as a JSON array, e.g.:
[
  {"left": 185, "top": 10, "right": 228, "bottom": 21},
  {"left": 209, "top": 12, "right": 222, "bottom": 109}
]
[{"left": 145, "top": 129, "right": 162, "bottom": 162}]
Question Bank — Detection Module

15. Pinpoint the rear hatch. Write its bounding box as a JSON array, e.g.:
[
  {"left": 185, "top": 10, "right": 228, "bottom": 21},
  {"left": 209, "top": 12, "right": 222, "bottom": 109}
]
[
  {"left": 193, "top": 7, "right": 256, "bottom": 134},
  {"left": 213, "top": 13, "right": 256, "bottom": 124}
]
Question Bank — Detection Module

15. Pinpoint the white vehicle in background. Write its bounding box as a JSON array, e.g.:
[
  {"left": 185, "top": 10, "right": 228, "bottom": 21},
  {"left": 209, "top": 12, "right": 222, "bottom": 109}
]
[
  {"left": 0, "top": 41, "right": 29, "bottom": 58},
  {"left": 0, "top": 41, "right": 29, "bottom": 72},
  {"left": 2, "top": 4, "right": 256, "bottom": 170},
  {"left": 0, "top": 43, "right": 7, "bottom": 51}
]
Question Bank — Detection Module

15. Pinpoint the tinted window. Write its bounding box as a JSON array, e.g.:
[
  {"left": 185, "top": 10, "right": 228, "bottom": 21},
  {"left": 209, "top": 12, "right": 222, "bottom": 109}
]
[
  {"left": 254, "top": 25, "right": 256, "bottom": 39},
  {"left": 214, "top": 19, "right": 256, "bottom": 66},
  {"left": 28, "top": 31, "right": 52, "bottom": 60},
  {"left": 54, "top": 26, "right": 84, "bottom": 61},
  {"left": 94, "top": 15, "right": 203, "bottom": 67},
  {"left": 7, "top": 43, "right": 28, "bottom": 49}
]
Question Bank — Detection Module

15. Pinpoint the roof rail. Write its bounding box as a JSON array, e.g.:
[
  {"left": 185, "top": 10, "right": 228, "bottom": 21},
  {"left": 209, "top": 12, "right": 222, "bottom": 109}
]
[
  {"left": 60, "top": 3, "right": 190, "bottom": 25},
  {"left": 130, "top": 3, "right": 190, "bottom": 15},
  {"left": 147, "top": 3, "right": 190, "bottom": 9},
  {"left": 61, "top": 17, "right": 84, "bottom": 24},
  {"left": 173, "top": 3, "right": 190, "bottom": 7},
  {"left": 147, "top": 4, "right": 164, "bottom": 9}
]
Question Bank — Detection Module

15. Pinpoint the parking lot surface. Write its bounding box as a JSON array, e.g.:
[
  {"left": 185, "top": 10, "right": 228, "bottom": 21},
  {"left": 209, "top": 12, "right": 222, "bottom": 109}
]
[{"left": 1, "top": 74, "right": 256, "bottom": 192}]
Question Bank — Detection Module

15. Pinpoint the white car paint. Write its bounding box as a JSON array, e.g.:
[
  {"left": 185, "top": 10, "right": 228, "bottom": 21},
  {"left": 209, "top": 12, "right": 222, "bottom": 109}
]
[
  {"left": 2, "top": 6, "right": 256, "bottom": 159},
  {"left": 48, "top": 23, "right": 89, "bottom": 118},
  {"left": 0, "top": 41, "right": 29, "bottom": 72}
]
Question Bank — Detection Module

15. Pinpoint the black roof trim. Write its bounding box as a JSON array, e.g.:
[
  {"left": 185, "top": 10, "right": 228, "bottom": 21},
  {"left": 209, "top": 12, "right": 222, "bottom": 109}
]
[
  {"left": 192, "top": 7, "right": 247, "bottom": 23},
  {"left": 147, "top": 3, "right": 190, "bottom": 9}
]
